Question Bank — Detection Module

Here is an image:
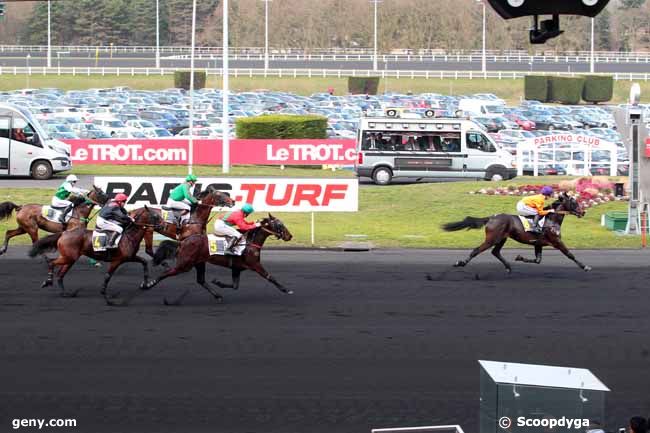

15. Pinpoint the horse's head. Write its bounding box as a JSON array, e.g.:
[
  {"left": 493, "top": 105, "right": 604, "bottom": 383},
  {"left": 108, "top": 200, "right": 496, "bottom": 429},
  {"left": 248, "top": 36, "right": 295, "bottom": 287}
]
[
  {"left": 260, "top": 213, "right": 293, "bottom": 241},
  {"left": 198, "top": 187, "right": 235, "bottom": 208},
  {"left": 133, "top": 205, "right": 163, "bottom": 229},
  {"left": 88, "top": 185, "right": 109, "bottom": 206},
  {"left": 555, "top": 192, "right": 585, "bottom": 218}
]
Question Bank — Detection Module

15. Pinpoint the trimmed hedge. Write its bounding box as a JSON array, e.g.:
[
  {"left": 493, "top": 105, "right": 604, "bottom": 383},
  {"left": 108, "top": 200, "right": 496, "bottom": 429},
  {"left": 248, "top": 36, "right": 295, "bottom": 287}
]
[
  {"left": 582, "top": 75, "right": 614, "bottom": 104},
  {"left": 547, "top": 76, "right": 586, "bottom": 105},
  {"left": 524, "top": 75, "right": 549, "bottom": 102},
  {"left": 174, "top": 71, "right": 206, "bottom": 90},
  {"left": 348, "top": 77, "right": 380, "bottom": 95},
  {"left": 236, "top": 114, "right": 328, "bottom": 139}
]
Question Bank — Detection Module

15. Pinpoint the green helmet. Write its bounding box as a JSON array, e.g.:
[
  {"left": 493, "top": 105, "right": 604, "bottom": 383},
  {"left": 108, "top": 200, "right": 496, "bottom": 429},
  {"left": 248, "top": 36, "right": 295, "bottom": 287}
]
[
  {"left": 241, "top": 203, "right": 254, "bottom": 214},
  {"left": 185, "top": 174, "right": 198, "bottom": 182}
]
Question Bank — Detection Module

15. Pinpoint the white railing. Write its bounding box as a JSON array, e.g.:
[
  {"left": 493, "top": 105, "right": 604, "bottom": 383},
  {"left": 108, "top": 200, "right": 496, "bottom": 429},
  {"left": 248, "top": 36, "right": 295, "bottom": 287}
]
[
  {"left": 2, "top": 66, "right": 650, "bottom": 81},
  {"left": 4, "top": 45, "right": 650, "bottom": 63},
  {"left": 371, "top": 425, "right": 465, "bottom": 433}
]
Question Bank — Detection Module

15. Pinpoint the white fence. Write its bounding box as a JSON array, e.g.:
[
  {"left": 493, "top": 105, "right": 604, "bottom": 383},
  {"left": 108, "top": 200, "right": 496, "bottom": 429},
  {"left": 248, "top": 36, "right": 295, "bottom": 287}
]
[{"left": 3, "top": 66, "right": 650, "bottom": 81}]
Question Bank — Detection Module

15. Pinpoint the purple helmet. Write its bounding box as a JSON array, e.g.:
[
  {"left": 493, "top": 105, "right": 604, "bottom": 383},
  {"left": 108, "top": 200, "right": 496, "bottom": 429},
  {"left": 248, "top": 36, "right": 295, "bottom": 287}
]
[{"left": 541, "top": 186, "right": 553, "bottom": 196}]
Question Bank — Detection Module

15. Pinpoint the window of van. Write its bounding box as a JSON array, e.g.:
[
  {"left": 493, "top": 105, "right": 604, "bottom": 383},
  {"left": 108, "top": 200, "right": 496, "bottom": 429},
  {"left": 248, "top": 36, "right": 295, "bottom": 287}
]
[
  {"left": 0, "top": 117, "right": 10, "bottom": 139},
  {"left": 467, "top": 132, "right": 496, "bottom": 153},
  {"left": 12, "top": 117, "right": 40, "bottom": 147},
  {"left": 361, "top": 130, "right": 461, "bottom": 152}
]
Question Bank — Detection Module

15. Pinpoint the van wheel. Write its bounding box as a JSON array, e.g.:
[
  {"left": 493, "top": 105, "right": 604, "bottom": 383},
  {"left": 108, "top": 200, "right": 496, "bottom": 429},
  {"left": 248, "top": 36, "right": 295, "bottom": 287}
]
[
  {"left": 31, "top": 161, "right": 53, "bottom": 180},
  {"left": 486, "top": 167, "right": 506, "bottom": 182},
  {"left": 372, "top": 167, "right": 393, "bottom": 185}
]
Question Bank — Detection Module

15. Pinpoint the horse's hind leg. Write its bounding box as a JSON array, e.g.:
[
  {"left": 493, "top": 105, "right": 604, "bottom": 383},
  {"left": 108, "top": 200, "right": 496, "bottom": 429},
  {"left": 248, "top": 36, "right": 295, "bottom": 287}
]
[
  {"left": 41, "top": 256, "right": 57, "bottom": 288},
  {"left": 0, "top": 227, "right": 26, "bottom": 255},
  {"left": 491, "top": 238, "right": 512, "bottom": 272},
  {"left": 57, "top": 263, "right": 77, "bottom": 298},
  {"left": 454, "top": 240, "right": 495, "bottom": 268},
  {"left": 515, "top": 244, "right": 543, "bottom": 264}
]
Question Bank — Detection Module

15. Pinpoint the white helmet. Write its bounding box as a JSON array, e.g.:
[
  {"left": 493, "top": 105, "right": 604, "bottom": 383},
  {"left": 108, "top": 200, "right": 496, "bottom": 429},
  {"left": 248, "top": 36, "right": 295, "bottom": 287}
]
[{"left": 66, "top": 174, "right": 79, "bottom": 183}]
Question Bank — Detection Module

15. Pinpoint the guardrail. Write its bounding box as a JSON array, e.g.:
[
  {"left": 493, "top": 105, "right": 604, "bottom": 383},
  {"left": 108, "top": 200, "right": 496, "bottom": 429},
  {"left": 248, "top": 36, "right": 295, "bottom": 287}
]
[
  {"left": 3, "top": 45, "right": 650, "bottom": 63},
  {"left": 2, "top": 66, "right": 650, "bottom": 81}
]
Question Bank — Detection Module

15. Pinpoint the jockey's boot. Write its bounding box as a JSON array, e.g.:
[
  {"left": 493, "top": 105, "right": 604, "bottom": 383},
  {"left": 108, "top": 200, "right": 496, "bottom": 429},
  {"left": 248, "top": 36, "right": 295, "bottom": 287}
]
[
  {"left": 60, "top": 205, "right": 73, "bottom": 223},
  {"left": 227, "top": 235, "right": 241, "bottom": 254},
  {"left": 531, "top": 214, "right": 542, "bottom": 234},
  {"left": 106, "top": 231, "right": 120, "bottom": 248}
]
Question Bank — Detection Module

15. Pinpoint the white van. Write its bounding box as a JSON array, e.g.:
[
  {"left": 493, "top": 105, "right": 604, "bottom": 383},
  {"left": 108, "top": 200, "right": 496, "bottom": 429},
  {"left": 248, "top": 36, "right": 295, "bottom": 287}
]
[
  {"left": 458, "top": 98, "right": 506, "bottom": 118},
  {"left": 354, "top": 113, "right": 517, "bottom": 185},
  {"left": 0, "top": 103, "right": 72, "bottom": 179}
]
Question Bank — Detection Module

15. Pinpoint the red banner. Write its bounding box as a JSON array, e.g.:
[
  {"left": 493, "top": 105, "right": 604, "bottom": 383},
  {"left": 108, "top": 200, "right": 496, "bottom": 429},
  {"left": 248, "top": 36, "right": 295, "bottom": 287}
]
[{"left": 65, "top": 139, "right": 357, "bottom": 165}]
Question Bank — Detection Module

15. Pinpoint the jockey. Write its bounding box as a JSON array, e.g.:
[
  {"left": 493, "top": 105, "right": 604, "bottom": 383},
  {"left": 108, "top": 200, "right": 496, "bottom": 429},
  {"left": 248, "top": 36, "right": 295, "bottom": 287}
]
[
  {"left": 167, "top": 174, "right": 198, "bottom": 226},
  {"left": 51, "top": 174, "right": 89, "bottom": 223},
  {"left": 96, "top": 193, "right": 133, "bottom": 246},
  {"left": 516, "top": 185, "right": 555, "bottom": 234},
  {"left": 213, "top": 203, "right": 261, "bottom": 252}
]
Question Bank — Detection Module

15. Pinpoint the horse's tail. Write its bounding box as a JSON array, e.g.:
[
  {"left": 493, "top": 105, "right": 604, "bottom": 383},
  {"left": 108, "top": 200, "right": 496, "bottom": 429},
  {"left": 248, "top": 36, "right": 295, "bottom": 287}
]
[
  {"left": 442, "top": 216, "right": 490, "bottom": 232},
  {"left": 28, "top": 233, "right": 62, "bottom": 258},
  {"left": 153, "top": 240, "right": 179, "bottom": 266},
  {"left": 0, "top": 202, "right": 20, "bottom": 220}
]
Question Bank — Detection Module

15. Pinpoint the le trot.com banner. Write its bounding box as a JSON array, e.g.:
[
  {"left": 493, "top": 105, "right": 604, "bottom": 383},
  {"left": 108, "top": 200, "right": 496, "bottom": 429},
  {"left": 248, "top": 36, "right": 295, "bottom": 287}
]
[{"left": 65, "top": 139, "right": 357, "bottom": 166}]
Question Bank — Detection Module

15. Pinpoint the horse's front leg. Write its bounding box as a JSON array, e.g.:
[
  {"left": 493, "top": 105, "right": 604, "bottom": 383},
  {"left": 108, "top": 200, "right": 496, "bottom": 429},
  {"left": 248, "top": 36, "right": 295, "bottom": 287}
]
[
  {"left": 41, "top": 256, "right": 57, "bottom": 288},
  {"left": 143, "top": 229, "right": 154, "bottom": 257},
  {"left": 250, "top": 262, "right": 292, "bottom": 294},
  {"left": 515, "top": 244, "right": 544, "bottom": 264},
  {"left": 550, "top": 238, "right": 591, "bottom": 271}
]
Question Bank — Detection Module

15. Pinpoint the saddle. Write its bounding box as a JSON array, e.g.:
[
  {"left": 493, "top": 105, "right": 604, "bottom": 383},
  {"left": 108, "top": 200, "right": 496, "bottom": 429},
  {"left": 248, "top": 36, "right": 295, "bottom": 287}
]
[
  {"left": 161, "top": 208, "right": 185, "bottom": 226},
  {"left": 92, "top": 229, "right": 122, "bottom": 251},
  {"left": 42, "top": 206, "right": 72, "bottom": 224},
  {"left": 208, "top": 235, "right": 246, "bottom": 256},
  {"left": 518, "top": 215, "right": 546, "bottom": 233}
]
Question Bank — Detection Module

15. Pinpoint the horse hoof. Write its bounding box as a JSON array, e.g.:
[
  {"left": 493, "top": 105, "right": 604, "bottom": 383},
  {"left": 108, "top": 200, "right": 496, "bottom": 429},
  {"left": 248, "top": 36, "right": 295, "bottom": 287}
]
[
  {"left": 505, "top": 268, "right": 512, "bottom": 274},
  {"left": 106, "top": 298, "right": 126, "bottom": 307},
  {"left": 515, "top": 255, "right": 524, "bottom": 262},
  {"left": 286, "top": 290, "right": 294, "bottom": 295},
  {"left": 214, "top": 296, "right": 224, "bottom": 303},
  {"left": 41, "top": 280, "right": 52, "bottom": 288},
  {"left": 584, "top": 265, "right": 592, "bottom": 272},
  {"left": 453, "top": 261, "right": 464, "bottom": 267}
]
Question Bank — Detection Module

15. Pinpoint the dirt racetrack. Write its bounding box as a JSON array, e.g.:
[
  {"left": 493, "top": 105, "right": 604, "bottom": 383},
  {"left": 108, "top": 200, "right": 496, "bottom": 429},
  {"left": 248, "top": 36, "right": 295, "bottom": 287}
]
[{"left": 0, "top": 248, "right": 649, "bottom": 433}]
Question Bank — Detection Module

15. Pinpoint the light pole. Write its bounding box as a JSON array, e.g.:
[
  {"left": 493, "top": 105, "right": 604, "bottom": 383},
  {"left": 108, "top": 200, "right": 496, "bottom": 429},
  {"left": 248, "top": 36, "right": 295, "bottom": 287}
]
[
  {"left": 261, "top": 0, "right": 271, "bottom": 71},
  {"left": 477, "top": 0, "right": 486, "bottom": 74},
  {"left": 590, "top": 17, "right": 595, "bottom": 74},
  {"left": 26, "top": 54, "right": 31, "bottom": 88},
  {"left": 222, "top": 0, "right": 230, "bottom": 173},
  {"left": 47, "top": 0, "right": 52, "bottom": 68},
  {"left": 371, "top": 0, "right": 381, "bottom": 72},
  {"left": 156, "top": 0, "right": 160, "bottom": 69},
  {"left": 188, "top": 0, "right": 197, "bottom": 175}
]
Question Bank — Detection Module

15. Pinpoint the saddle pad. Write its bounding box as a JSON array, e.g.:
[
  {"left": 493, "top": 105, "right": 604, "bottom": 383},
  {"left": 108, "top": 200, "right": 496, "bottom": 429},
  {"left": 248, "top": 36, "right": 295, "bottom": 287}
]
[
  {"left": 92, "top": 231, "right": 122, "bottom": 252},
  {"left": 207, "top": 234, "right": 227, "bottom": 256},
  {"left": 42, "top": 206, "right": 71, "bottom": 224},
  {"left": 161, "top": 209, "right": 180, "bottom": 225},
  {"left": 518, "top": 215, "right": 545, "bottom": 232}
]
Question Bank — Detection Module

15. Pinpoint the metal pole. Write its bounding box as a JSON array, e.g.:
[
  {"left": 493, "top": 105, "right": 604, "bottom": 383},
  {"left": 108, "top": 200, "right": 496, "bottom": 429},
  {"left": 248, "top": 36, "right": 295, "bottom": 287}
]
[
  {"left": 482, "top": 1, "right": 486, "bottom": 74},
  {"left": 263, "top": 0, "right": 269, "bottom": 71},
  {"left": 47, "top": 0, "right": 52, "bottom": 68},
  {"left": 222, "top": 0, "right": 230, "bottom": 173},
  {"left": 372, "top": 0, "right": 378, "bottom": 72},
  {"left": 311, "top": 212, "right": 315, "bottom": 246},
  {"left": 590, "top": 17, "right": 595, "bottom": 74},
  {"left": 156, "top": 0, "right": 160, "bottom": 69},
  {"left": 188, "top": 0, "right": 197, "bottom": 175}
]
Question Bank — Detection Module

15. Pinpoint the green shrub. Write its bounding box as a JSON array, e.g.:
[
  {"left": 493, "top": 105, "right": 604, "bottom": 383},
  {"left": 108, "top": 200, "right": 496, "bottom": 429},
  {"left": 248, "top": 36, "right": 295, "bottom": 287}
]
[
  {"left": 173, "top": 71, "right": 206, "bottom": 90},
  {"left": 236, "top": 114, "right": 328, "bottom": 139},
  {"left": 582, "top": 75, "right": 614, "bottom": 104},
  {"left": 548, "top": 76, "right": 585, "bottom": 105},
  {"left": 524, "top": 75, "right": 549, "bottom": 102},
  {"left": 348, "top": 77, "right": 381, "bottom": 95}
]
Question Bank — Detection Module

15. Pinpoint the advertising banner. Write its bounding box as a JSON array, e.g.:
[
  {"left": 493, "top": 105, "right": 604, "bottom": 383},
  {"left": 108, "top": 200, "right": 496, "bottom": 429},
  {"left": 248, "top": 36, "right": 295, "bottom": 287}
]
[
  {"left": 93, "top": 176, "right": 359, "bottom": 212},
  {"left": 68, "top": 139, "right": 357, "bottom": 166}
]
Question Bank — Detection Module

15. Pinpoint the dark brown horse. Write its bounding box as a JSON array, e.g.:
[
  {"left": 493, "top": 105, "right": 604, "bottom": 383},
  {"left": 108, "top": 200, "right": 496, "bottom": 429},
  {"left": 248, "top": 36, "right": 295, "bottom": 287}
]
[
  {"left": 29, "top": 206, "right": 162, "bottom": 298},
  {"left": 139, "top": 187, "right": 235, "bottom": 257},
  {"left": 443, "top": 193, "right": 591, "bottom": 272},
  {"left": 0, "top": 186, "right": 109, "bottom": 256},
  {"left": 107, "top": 214, "right": 293, "bottom": 306}
]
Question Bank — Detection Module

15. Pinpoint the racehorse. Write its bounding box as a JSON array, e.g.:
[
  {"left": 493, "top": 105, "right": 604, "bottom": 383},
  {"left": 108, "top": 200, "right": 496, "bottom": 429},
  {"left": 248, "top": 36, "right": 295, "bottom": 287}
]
[
  {"left": 139, "top": 187, "right": 235, "bottom": 257},
  {"left": 29, "top": 206, "right": 162, "bottom": 298},
  {"left": 442, "top": 192, "right": 591, "bottom": 272},
  {"left": 0, "top": 186, "right": 109, "bottom": 256},
  {"left": 106, "top": 214, "right": 293, "bottom": 306}
]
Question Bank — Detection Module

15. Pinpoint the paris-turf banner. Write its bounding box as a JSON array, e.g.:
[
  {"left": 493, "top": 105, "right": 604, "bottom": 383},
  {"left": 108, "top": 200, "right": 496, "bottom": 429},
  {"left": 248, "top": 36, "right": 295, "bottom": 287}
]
[
  {"left": 66, "top": 139, "right": 357, "bottom": 166},
  {"left": 93, "top": 177, "right": 359, "bottom": 212}
]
